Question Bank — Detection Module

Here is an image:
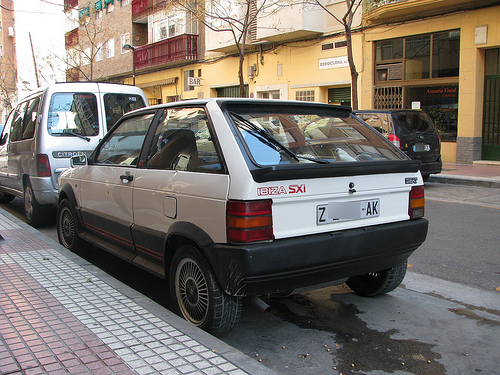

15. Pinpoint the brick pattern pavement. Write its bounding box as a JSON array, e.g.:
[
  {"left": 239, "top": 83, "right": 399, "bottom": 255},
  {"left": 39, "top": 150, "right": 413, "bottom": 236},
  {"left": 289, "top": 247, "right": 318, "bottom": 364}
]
[{"left": 0, "top": 213, "right": 247, "bottom": 375}]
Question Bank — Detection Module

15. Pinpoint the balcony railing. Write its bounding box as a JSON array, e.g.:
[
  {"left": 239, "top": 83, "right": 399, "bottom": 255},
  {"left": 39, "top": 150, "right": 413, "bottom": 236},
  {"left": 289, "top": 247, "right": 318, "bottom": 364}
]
[
  {"left": 132, "top": 0, "right": 166, "bottom": 20},
  {"left": 134, "top": 34, "right": 198, "bottom": 70},
  {"left": 364, "top": 0, "right": 406, "bottom": 13}
]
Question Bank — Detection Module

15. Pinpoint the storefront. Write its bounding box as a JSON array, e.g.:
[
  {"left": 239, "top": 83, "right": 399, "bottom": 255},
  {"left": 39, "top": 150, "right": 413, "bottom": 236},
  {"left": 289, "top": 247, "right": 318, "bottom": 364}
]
[{"left": 372, "top": 30, "right": 460, "bottom": 142}]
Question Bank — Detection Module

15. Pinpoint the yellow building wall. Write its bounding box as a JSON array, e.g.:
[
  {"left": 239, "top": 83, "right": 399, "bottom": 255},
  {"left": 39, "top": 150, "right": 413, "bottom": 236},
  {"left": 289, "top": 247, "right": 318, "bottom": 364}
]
[{"left": 361, "top": 6, "right": 500, "bottom": 163}]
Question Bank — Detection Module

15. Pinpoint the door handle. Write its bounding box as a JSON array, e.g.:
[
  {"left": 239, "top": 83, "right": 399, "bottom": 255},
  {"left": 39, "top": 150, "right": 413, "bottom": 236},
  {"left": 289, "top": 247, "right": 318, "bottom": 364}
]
[{"left": 120, "top": 174, "right": 133, "bottom": 182}]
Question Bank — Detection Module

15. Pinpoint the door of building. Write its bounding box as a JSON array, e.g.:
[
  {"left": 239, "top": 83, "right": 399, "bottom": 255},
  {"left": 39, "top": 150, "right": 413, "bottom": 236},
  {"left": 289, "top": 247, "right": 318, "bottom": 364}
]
[{"left": 483, "top": 75, "right": 500, "bottom": 160}]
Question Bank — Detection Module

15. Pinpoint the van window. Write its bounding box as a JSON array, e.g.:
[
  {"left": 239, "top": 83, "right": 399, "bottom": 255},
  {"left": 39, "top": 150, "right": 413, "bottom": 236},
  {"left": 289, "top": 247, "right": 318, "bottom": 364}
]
[
  {"left": 47, "top": 93, "right": 99, "bottom": 137},
  {"left": 104, "top": 93, "right": 146, "bottom": 131},
  {"left": 22, "top": 97, "right": 40, "bottom": 140},
  {"left": 10, "top": 102, "right": 28, "bottom": 142}
]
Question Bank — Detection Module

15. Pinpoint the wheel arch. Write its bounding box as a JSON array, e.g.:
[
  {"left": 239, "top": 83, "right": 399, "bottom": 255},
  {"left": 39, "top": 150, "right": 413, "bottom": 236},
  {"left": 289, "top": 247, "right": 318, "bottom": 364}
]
[{"left": 164, "top": 221, "right": 217, "bottom": 279}]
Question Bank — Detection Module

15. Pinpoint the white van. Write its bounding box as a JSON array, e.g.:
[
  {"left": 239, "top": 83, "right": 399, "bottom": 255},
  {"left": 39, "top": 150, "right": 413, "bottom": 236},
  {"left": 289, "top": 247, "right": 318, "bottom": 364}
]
[{"left": 0, "top": 82, "right": 148, "bottom": 227}]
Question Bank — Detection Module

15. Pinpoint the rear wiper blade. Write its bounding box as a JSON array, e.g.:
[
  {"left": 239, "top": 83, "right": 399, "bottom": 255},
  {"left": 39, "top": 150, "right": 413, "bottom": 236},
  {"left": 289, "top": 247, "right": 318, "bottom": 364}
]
[
  {"left": 60, "top": 131, "right": 91, "bottom": 142},
  {"left": 230, "top": 112, "right": 328, "bottom": 164}
]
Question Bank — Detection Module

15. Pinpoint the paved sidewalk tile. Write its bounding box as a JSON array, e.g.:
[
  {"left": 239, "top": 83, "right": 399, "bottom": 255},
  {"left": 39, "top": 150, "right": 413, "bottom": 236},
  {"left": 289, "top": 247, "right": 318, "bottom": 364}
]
[{"left": 0, "top": 212, "right": 248, "bottom": 375}]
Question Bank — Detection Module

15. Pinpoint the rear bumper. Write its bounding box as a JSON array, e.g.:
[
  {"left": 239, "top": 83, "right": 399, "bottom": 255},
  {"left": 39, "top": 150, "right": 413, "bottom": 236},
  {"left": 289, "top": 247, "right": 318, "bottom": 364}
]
[
  {"left": 420, "top": 159, "right": 442, "bottom": 176},
  {"left": 205, "top": 218, "right": 428, "bottom": 296}
]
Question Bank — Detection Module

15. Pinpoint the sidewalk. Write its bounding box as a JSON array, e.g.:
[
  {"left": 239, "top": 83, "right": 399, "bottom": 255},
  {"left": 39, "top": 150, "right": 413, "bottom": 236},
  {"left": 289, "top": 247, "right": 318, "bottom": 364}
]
[
  {"left": 0, "top": 209, "right": 274, "bottom": 375},
  {"left": 428, "top": 161, "right": 500, "bottom": 188}
]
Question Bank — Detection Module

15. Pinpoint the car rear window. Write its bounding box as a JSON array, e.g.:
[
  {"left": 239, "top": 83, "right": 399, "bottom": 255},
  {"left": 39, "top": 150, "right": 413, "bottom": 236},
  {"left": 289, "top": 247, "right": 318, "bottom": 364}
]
[
  {"left": 392, "top": 112, "right": 436, "bottom": 134},
  {"left": 104, "top": 93, "right": 146, "bottom": 131},
  {"left": 227, "top": 105, "right": 405, "bottom": 166},
  {"left": 47, "top": 93, "right": 99, "bottom": 137}
]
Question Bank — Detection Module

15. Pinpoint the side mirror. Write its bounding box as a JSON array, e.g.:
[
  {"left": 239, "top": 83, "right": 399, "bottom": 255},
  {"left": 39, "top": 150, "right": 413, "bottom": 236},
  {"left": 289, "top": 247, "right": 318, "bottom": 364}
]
[{"left": 70, "top": 154, "right": 88, "bottom": 167}]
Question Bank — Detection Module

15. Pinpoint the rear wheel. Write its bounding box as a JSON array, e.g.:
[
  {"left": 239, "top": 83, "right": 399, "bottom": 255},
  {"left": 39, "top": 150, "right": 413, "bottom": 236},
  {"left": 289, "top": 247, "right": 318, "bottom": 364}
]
[
  {"left": 57, "top": 199, "right": 92, "bottom": 255},
  {"left": 24, "top": 181, "right": 48, "bottom": 228},
  {"left": 170, "top": 244, "right": 242, "bottom": 336},
  {"left": 346, "top": 260, "right": 408, "bottom": 297}
]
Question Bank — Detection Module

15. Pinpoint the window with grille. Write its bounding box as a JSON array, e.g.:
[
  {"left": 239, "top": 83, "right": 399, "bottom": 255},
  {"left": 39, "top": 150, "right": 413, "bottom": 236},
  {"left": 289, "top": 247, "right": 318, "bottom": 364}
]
[{"left": 296, "top": 90, "right": 315, "bottom": 102}]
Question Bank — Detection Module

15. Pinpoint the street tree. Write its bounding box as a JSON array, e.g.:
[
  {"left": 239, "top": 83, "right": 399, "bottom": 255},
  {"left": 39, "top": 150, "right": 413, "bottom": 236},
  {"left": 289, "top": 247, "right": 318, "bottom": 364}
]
[
  {"left": 64, "top": 2, "right": 114, "bottom": 81},
  {"left": 0, "top": 58, "right": 17, "bottom": 117},
  {"left": 309, "top": 0, "right": 363, "bottom": 110}
]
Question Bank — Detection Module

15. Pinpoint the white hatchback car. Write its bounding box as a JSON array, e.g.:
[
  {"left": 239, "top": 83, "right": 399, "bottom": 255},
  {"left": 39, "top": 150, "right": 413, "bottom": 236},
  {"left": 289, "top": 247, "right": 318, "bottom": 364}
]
[{"left": 57, "top": 99, "right": 428, "bottom": 336}]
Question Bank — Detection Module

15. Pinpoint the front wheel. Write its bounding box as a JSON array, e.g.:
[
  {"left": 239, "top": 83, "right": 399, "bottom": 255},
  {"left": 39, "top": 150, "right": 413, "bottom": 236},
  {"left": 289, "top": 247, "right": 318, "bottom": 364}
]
[
  {"left": 170, "top": 245, "right": 242, "bottom": 336},
  {"left": 346, "top": 260, "right": 408, "bottom": 297},
  {"left": 57, "top": 199, "right": 92, "bottom": 255},
  {"left": 24, "top": 181, "right": 48, "bottom": 228}
]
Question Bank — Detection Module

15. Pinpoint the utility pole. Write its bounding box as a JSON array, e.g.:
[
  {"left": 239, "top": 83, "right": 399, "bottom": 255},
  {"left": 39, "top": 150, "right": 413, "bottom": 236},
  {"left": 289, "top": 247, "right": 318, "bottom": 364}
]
[{"left": 29, "top": 32, "right": 40, "bottom": 88}]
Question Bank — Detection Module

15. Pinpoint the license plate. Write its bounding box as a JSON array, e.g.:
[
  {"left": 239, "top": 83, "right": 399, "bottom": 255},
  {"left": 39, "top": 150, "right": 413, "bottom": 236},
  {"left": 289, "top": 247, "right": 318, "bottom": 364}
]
[
  {"left": 317, "top": 199, "right": 380, "bottom": 225},
  {"left": 413, "top": 143, "right": 431, "bottom": 152}
]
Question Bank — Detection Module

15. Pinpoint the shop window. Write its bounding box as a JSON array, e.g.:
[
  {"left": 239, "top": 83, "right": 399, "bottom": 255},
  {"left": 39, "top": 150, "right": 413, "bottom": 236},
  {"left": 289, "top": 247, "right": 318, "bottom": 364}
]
[
  {"left": 432, "top": 31, "right": 460, "bottom": 78},
  {"left": 405, "top": 35, "right": 430, "bottom": 80},
  {"left": 374, "top": 31, "right": 459, "bottom": 83},
  {"left": 406, "top": 85, "right": 458, "bottom": 141}
]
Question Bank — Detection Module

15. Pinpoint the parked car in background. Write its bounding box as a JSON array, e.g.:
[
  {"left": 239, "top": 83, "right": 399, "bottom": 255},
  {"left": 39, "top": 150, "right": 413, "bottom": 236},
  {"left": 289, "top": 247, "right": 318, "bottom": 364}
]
[
  {"left": 57, "top": 99, "right": 428, "bottom": 336},
  {"left": 354, "top": 109, "right": 442, "bottom": 181},
  {"left": 0, "top": 82, "right": 148, "bottom": 227}
]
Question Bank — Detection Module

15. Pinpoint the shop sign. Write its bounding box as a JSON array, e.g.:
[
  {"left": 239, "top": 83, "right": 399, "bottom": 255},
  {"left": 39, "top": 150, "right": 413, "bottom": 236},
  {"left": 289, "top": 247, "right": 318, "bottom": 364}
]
[
  {"left": 319, "top": 56, "right": 349, "bottom": 70},
  {"left": 188, "top": 77, "right": 202, "bottom": 86}
]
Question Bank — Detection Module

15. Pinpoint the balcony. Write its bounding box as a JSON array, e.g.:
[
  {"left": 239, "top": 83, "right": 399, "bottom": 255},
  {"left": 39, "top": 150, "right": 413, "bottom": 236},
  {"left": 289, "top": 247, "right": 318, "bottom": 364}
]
[
  {"left": 134, "top": 34, "right": 198, "bottom": 71},
  {"left": 65, "top": 28, "right": 78, "bottom": 48},
  {"left": 132, "top": 0, "right": 166, "bottom": 22},
  {"left": 364, "top": 0, "right": 499, "bottom": 23},
  {"left": 64, "top": 0, "right": 78, "bottom": 10}
]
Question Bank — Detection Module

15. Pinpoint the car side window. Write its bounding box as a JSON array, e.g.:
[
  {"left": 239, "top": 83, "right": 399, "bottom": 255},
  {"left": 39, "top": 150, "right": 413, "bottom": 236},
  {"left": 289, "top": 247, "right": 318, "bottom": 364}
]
[
  {"left": 94, "top": 113, "right": 155, "bottom": 166},
  {"left": 10, "top": 102, "right": 28, "bottom": 142},
  {"left": 147, "top": 107, "right": 223, "bottom": 173},
  {"left": 22, "top": 97, "right": 40, "bottom": 140}
]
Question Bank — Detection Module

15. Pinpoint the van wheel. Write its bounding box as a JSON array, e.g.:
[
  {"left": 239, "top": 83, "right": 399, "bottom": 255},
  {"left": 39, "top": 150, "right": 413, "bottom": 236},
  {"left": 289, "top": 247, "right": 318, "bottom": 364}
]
[
  {"left": 170, "top": 244, "right": 242, "bottom": 337},
  {"left": 57, "top": 199, "right": 92, "bottom": 255},
  {"left": 0, "top": 192, "right": 15, "bottom": 204},
  {"left": 346, "top": 260, "right": 408, "bottom": 297},
  {"left": 24, "top": 181, "right": 48, "bottom": 228}
]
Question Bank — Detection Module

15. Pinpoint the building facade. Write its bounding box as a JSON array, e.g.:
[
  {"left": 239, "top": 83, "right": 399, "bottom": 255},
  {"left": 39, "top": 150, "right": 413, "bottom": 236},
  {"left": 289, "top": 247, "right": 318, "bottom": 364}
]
[
  {"left": 64, "top": 0, "right": 500, "bottom": 163},
  {"left": 0, "top": 0, "right": 17, "bottom": 123}
]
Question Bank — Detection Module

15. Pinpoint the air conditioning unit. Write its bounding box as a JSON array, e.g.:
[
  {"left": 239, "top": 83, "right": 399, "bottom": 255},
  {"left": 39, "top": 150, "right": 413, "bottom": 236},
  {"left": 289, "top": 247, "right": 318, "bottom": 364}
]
[
  {"left": 376, "top": 63, "right": 403, "bottom": 81},
  {"left": 8, "top": 27, "right": 14, "bottom": 37}
]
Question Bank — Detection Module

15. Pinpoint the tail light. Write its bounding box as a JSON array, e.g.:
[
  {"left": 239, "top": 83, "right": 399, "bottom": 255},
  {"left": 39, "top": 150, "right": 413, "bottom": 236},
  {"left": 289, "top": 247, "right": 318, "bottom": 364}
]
[
  {"left": 388, "top": 134, "right": 401, "bottom": 149},
  {"left": 409, "top": 186, "right": 425, "bottom": 219},
  {"left": 226, "top": 200, "right": 273, "bottom": 243},
  {"left": 36, "top": 154, "right": 51, "bottom": 177}
]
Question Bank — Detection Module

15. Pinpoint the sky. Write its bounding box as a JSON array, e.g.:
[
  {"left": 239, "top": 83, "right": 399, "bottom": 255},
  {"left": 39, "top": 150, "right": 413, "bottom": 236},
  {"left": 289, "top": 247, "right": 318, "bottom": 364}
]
[{"left": 14, "top": 0, "right": 66, "bottom": 98}]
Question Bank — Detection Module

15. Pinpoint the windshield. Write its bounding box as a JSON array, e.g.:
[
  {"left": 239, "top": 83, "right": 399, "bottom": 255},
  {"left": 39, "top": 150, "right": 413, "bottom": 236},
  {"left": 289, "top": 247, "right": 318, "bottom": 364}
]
[
  {"left": 47, "top": 93, "right": 99, "bottom": 137},
  {"left": 228, "top": 105, "right": 405, "bottom": 166}
]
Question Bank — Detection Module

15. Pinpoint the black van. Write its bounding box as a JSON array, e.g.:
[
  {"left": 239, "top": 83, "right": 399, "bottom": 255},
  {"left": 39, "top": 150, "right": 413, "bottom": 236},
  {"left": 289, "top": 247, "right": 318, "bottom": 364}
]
[{"left": 355, "top": 110, "right": 442, "bottom": 181}]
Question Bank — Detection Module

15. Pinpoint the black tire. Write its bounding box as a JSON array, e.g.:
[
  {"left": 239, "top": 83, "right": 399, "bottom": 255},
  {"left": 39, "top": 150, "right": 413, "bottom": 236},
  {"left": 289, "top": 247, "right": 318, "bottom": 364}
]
[
  {"left": 0, "top": 192, "right": 15, "bottom": 204},
  {"left": 24, "top": 180, "right": 48, "bottom": 228},
  {"left": 422, "top": 174, "right": 430, "bottom": 182},
  {"left": 57, "top": 198, "right": 92, "bottom": 255},
  {"left": 346, "top": 260, "right": 408, "bottom": 297},
  {"left": 170, "top": 244, "right": 242, "bottom": 336}
]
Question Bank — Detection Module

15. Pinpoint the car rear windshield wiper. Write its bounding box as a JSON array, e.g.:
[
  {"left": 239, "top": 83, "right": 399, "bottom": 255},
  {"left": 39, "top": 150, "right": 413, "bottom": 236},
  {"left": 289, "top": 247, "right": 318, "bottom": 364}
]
[
  {"left": 230, "top": 112, "right": 328, "bottom": 164},
  {"left": 58, "top": 131, "right": 91, "bottom": 142}
]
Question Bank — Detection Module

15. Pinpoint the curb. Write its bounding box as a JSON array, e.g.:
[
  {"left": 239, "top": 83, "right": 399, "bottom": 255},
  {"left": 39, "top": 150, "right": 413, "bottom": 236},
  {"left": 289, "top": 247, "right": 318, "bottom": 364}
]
[{"left": 427, "top": 174, "right": 500, "bottom": 189}]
